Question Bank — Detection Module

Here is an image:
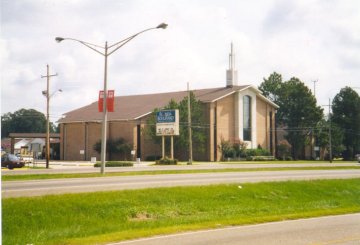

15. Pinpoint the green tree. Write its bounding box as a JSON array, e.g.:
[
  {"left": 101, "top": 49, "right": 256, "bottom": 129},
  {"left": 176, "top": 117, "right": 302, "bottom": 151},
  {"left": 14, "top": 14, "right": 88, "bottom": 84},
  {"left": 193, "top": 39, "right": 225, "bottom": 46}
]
[
  {"left": 177, "top": 92, "right": 208, "bottom": 155},
  {"left": 143, "top": 99, "right": 178, "bottom": 146},
  {"left": 259, "top": 74, "right": 323, "bottom": 159},
  {"left": 258, "top": 72, "right": 283, "bottom": 157},
  {"left": 1, "top": 113, "right": 12, "bottom": 138},
  {"left": 280, "top": 78, "right": 323, "bottom": 159},
  {"left": 258, "top": 72, "right": 283, "bottom": 104},
  {"left": 50, "top": 122, "right": 60, "bottom": 133},
  {"left": 314, "top": 118, "right": 344, "bottom": 159},
  {"left": 331, "top": 87, "right": 360, "bottom": 160},
  {"left": 144, "top": 92, "right": 207, "bottom": 160},
  {"left": 1, "top": 109, "right": 54, "bottom": 138}
]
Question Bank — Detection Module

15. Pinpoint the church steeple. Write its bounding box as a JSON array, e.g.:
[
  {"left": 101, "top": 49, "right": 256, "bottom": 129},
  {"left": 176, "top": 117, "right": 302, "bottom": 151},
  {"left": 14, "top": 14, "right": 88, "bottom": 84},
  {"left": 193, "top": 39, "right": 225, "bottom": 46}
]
[{"left": 226, "top": 42, "right": 238, "bottom": 87}]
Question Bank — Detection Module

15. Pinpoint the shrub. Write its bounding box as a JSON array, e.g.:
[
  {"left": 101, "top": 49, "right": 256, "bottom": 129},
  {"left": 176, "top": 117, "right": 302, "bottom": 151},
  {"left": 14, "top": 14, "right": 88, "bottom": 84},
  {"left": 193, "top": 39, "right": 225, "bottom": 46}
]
[
  {"left": 233, "top": 140, "right": 248, "bottom": 158},
  {"left": 246, "top": 156, "right": 276, "bottom": 161},
  {"left": 93, "top": 138, "right": 132, "bottom": 160},
  {"left": 94, "top": 161, "right": 133, "bottom": 167},
  {"left": 246, "top": 148, "right": 271, "bottom": 157},
  {"left": 145, "top": 155, "right": 162, "bottom": 161},
  {"left": 155, "top": 157, "right": 178, "bottom": 165},
  {"left": 219, "top": 139, "right": 272, "bottom": 160},
  {"left": 219, "top": 140, "right": 234, "bottom": 160}
]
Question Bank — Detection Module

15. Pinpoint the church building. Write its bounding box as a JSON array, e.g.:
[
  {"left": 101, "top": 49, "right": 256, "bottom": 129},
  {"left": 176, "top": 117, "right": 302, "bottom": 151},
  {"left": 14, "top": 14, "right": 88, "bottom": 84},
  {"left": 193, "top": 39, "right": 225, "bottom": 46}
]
[{"left": 58, "top": 44, "right": 278, "bottom": 161}]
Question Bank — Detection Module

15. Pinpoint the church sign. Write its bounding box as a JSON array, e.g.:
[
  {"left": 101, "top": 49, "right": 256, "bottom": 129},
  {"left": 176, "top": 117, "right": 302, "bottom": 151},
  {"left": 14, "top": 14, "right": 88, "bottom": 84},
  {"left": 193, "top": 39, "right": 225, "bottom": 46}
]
[{"left": 156, "top": 110, "right": 179, "bottom": 136}]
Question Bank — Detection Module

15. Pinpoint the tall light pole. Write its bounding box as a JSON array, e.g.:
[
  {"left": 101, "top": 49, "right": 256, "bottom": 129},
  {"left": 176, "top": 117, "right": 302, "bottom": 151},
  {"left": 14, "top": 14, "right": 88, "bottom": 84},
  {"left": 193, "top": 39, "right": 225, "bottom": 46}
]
[
  {"left": 55, "top": 23, "right": 167, "bottom": 174},
  {"left": 41, "top": 64, "right": 60, "bottom": 168}
]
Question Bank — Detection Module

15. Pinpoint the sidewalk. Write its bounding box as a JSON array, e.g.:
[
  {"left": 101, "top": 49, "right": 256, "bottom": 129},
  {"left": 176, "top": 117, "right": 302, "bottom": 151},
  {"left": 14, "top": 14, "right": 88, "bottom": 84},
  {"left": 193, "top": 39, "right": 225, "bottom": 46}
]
[{"left": 27, "top": 160, "right": 152, "bottom": 169}]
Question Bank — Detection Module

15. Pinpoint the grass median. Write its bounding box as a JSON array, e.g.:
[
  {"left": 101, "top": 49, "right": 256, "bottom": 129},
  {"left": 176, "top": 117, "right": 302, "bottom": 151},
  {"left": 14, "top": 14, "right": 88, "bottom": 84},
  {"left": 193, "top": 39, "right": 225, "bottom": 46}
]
[
  {"left": 3, "top": 178, "right": 360, "bottom": 245},
  {"left": 2, "top": 166, "right": 360, "bottom": 181},
  {"left": 219, "top": 160, "right": 357, "bottom": 164}
]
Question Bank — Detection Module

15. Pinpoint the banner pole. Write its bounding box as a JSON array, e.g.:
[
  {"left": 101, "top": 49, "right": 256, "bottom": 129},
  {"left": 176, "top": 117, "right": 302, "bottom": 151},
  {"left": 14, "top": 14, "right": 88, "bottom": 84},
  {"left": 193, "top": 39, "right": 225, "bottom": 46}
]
[
  {"left": 162, "top": 136, "right": 165, "bottom": 159},
  {"left": 171, "top": 136, "right": 174, "bottom": 159}
]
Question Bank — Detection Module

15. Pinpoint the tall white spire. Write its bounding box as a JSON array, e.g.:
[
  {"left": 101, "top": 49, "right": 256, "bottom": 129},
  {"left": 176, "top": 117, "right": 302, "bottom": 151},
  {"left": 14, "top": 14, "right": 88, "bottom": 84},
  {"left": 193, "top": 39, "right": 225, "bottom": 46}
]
[{"left": 226, "top": 42, "right": 238, "bottom": 87}]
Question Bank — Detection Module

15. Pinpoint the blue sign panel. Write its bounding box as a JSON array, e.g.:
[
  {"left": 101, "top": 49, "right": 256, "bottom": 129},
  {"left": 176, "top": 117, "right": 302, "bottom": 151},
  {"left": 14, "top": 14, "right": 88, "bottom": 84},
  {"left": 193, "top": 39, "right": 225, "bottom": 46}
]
[{"left": 156, "top": 110, "right": 176, "bottom": 123}]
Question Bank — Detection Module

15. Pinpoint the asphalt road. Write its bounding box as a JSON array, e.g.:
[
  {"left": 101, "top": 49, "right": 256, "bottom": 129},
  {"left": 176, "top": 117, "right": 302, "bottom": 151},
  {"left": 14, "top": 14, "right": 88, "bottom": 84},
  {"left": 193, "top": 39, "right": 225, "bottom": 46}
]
[
  {"left": 3, "top": 169, "right": 360, "bottom": 198},
  {"left": 110, "top": 213, "right": 360, "bottom": 245},
  {"left": 2, "top": 162, "right": 359, "bottom": 175}
]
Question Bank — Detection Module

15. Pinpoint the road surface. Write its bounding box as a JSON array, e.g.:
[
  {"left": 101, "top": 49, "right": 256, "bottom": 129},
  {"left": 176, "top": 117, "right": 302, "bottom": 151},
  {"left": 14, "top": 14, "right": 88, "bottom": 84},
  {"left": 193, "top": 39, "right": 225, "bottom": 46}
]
[
  {"left": 3, "top": 169, "right": 360, "bottom": 198},
  {"left": 2, "top": 162, "right": 359, "bottom": 175},
  {"left": 110, "top": 213, "right": 360, "bottom": 245}
]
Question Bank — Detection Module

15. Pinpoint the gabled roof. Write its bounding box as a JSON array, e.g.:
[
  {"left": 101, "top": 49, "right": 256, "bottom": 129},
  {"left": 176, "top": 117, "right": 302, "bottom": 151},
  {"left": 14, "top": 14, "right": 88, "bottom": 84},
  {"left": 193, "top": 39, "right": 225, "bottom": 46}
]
[{"left": 58, "top": 85, "right": 278, "bottom": 123}]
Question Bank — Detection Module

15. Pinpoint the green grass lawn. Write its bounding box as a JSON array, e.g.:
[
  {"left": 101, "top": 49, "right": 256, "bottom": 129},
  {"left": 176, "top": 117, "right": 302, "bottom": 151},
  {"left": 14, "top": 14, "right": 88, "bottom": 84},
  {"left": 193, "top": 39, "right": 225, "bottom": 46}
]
[
  {"left": 175, "top": 160, "right": 357, "bottom": 165},
  {"left": 3, "top": 178, "right": 360, "bottom": 245},
  {"left": 2, "top": 166, "right": 360, "bottom": 181},
  {"left": 217, "top": 160, "right": 358, "bottom": 164}
]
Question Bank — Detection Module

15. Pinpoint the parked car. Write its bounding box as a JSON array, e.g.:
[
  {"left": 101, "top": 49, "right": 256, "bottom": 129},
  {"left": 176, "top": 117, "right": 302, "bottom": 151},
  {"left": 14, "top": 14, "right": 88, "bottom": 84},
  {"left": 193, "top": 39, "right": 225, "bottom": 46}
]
[
  {"left": 1, "top": 153, "right": 25, "bottom": 169},
  {"left": 356, "top": 154, "right": 360, "bottom": 163}
]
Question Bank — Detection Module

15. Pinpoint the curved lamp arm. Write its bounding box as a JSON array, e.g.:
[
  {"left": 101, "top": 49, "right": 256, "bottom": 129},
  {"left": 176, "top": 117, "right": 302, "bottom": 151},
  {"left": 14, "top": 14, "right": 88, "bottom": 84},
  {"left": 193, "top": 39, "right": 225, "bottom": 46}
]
[
  {"left": 107, "top": 23, "right": 168, "bottom": 55},
  {"left": 55, "top": 23, "right": 167, "bottom": 57},
  {"left": 55, "top": 37, "right": 105, "bottom": 56}
]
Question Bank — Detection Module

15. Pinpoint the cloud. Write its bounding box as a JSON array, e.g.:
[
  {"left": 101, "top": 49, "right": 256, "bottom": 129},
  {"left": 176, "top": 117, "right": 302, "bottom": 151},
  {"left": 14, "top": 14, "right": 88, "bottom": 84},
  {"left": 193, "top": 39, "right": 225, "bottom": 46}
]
[{"left": 1, "top": 0, "right": 359, "bottom": 122}]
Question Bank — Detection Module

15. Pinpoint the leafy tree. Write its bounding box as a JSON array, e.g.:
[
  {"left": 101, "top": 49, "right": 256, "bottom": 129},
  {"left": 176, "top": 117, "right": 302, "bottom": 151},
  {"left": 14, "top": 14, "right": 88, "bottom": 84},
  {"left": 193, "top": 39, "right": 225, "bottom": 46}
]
[
  {"left": 143, "top": 99, "right": 177, "bottom": 146},
  {"left": 259, "top": 74, "right": 323, "bottom": 159},
  {"left": 50, "top": 122, "right": 60, "bottom": 133},
  {"left": 0, "top": 109, "right": 55, "bottom": 138},
  {"left": 144, "top": 92, "right": 207, "bottom": 160},
  {"left": 280, "top": 78, "right": 323, "bottom": 159},
  {"left": 258, "top": 72, "right": 283, "bottom": 157},
  {"left": 259, "top": 72, "right": 283, "bottom": 104},
  {"left": 1, "top": 113, "right": 12, "bottom": 138},
  {"left": 177, "top": 92, "right": 208, "bottom": 155},
  {"left": 331, "top": 87, "right": 360, "bottom": 160},
  {"left": 314, "top": 118, "right": 344, "bottom": 159}
]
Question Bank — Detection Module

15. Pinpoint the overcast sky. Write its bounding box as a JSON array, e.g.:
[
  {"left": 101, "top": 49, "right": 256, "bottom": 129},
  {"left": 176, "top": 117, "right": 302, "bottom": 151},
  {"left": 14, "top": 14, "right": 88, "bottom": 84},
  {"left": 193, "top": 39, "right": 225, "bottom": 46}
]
[{"left": 1, "top": 0, "right": 359, "bottom": 123}]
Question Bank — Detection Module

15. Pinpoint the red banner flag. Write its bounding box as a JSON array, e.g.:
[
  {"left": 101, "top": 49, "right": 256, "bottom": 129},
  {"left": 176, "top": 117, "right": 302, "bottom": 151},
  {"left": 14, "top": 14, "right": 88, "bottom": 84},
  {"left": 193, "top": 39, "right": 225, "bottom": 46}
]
[
  {"left": 107, "top": 90, "right": 115, "bottom": 112},
  {"left": 98, "top": 90, "right": 115, "bottom": 112},
  {"left": 98, "top": 91, "right": 104, "bottom": 112}
]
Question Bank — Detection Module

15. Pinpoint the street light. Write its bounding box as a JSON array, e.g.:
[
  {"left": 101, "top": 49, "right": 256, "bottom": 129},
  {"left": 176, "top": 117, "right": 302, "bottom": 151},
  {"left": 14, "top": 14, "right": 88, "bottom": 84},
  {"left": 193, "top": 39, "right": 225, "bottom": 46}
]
[{"left": 56, "top": 23, "right": 167, "bottom": 174}]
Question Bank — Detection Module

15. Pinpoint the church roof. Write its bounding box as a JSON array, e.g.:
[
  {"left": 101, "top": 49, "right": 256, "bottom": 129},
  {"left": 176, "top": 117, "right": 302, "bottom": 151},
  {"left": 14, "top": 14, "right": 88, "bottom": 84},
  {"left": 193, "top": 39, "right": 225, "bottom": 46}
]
[{"left": 58, "top": 85, "right": 278, "bottom": 123}]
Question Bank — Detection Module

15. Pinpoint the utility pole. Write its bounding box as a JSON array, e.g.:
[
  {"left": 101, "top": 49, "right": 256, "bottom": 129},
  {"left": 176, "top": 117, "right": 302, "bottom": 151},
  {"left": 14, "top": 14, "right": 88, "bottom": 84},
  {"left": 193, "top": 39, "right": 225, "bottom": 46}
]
[
  {"left": 322, "top": 99, "right": 333, "bottom": 163},
  {"left": 41, "top": 64, "right": 58, "bottom": 169},
  {"left": 187, "top": 82, "right": 193, "bottom": 165}
]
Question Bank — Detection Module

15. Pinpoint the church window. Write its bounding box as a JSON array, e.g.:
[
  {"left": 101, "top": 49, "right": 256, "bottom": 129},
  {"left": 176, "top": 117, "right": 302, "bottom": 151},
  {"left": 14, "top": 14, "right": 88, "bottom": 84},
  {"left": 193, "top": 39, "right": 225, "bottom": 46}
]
[{"left": 243, "top": 95, "right": 252, "bottom": 141}]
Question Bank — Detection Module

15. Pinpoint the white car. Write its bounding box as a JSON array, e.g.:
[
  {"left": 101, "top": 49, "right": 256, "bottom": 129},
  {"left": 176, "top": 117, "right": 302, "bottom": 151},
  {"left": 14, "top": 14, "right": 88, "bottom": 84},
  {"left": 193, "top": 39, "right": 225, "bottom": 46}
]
[{"left": 20, "top": 155, "right": 33, "bottom": 163}]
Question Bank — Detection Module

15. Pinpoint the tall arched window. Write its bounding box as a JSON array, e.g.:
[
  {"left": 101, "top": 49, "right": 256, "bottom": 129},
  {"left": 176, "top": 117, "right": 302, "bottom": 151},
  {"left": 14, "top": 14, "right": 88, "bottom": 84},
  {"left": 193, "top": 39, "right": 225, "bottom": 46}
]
[{"left": 243, "top": 95, "right": 252, "bottom": 141}]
